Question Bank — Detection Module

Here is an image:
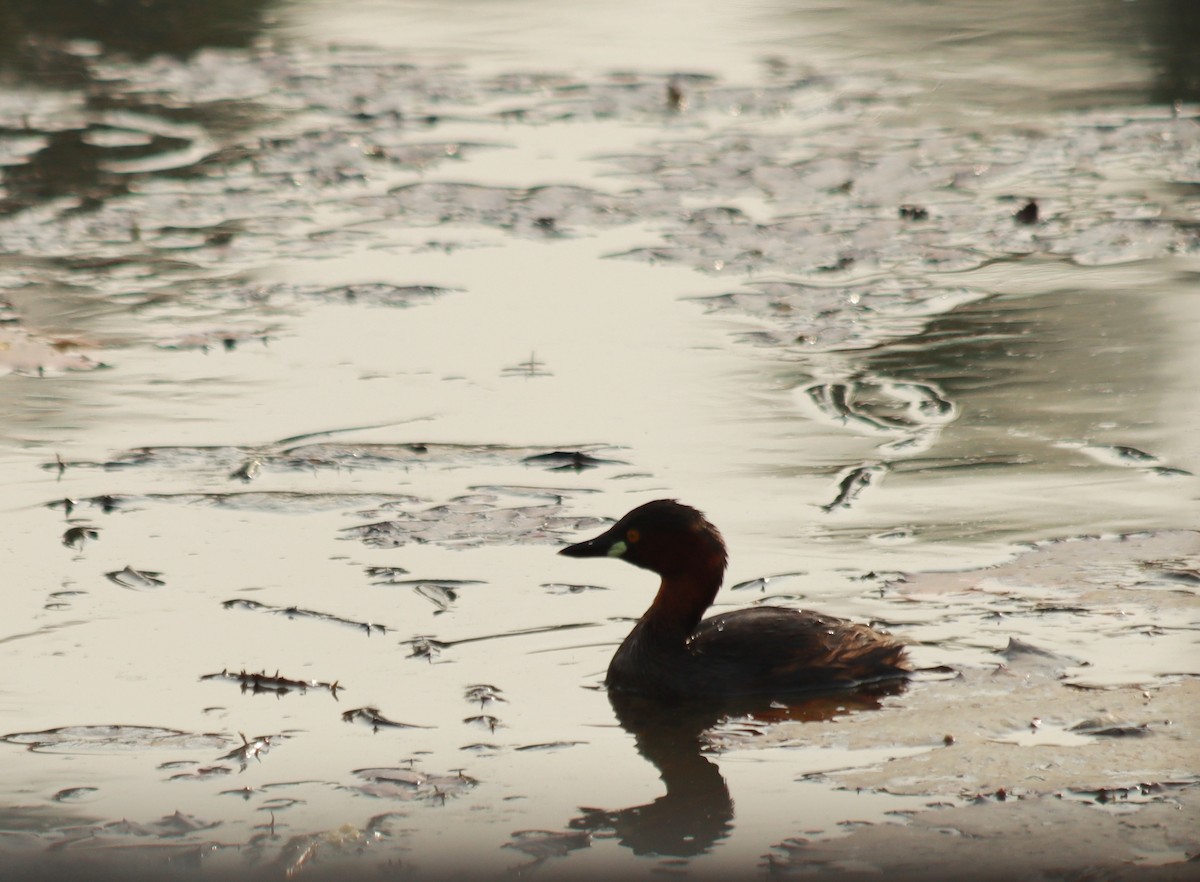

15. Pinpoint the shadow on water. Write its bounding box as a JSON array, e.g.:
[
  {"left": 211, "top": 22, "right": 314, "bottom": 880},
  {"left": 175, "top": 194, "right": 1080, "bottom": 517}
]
[
  {"left": 0, "top": 0, "right": 1197, "bottom": 225},
  {"left": 858, "top": 283, "right": 1185, "bottom": 452},
  {"left": 0, "top": 0, "right": 1196, "bottom": 215},
  {"left": 0, "top": 0, "right": 276, "bottom": 215},
  {"left": 0, "top": 0, "right": 278, "bottom": 63},
  {"left": 1145, "top": 0, "right": 1200, "bottom": 103},
  {"left": 775, "top": 276, "right": 1196, "bottom": 524},
  {"left": 565, "top": 682, "right": 905, "bottom": 858}
]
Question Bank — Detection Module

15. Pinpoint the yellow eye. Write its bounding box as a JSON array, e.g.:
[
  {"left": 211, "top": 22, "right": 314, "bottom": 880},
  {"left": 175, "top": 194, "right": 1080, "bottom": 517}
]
[{"left": 626, "top": 528, "right": 640, "bottom": 544}]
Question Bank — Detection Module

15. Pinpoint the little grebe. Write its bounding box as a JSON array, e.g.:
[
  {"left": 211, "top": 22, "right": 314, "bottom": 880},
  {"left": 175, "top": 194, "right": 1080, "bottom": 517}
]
[{"left": 560, "top": 499, "right": 908, "bottom": 700}]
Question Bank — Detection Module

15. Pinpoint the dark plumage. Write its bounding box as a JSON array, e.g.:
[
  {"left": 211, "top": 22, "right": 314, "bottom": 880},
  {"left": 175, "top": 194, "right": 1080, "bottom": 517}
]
[{"left": 560, "top": 499, "right": 908, "bottom": 700}]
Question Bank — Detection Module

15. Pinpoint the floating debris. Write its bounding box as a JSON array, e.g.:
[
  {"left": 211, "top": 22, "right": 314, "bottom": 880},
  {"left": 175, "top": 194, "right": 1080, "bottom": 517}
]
[
  {"left": 366, "top": 180, "right": 651, "bottom": 236},
  {"left": 105, "top": 565, "right": 165, "bottom": 588},
  {"left": 406, "top": 636, "right": 446, "bottom": 661},
  {"left": 1069, "top": 442, "right": 1160, "bottom": 467},
  {"left": 666, "top": 77, "right": 686, "bottom": 112},
  {"left": 156, "top": 328, "right": 272, "bottom": 352},
  {"left": 323, "top": 282, "right": 457, "bottom": 307},
  {"left": 2, "top": 725, "right": 229, "bottom": 753},
  {"left": 222, "top": 598, "right": 387, "bottom": 636},
  {"left": 463, "top": 715, "right": 503, "bottom": 733},
  {"left": 412, "top": 582, "right": 460, "bottom": 614},
  {"left": 521, "top": 450, "right": 624, "bottom": 470},
  {"left": 44, "top": 440, "right": 624, "bottom": 483},
  {"left": 514, "top": 741, "right": 585, "bottom": 752},
  {"left": 504, "top": 829, "right": 591, "bottom": 861},
  {"left": 371, "top": 577, "right": 485, "bottom": 608},
  {"left": 89, "top": 495, "right": 121, "bottom": 513},
  {"left": 349, "top": 766, "right": 478, "bottom": 802},
  {"left": 257, "top": 797, "right": 305, "bottom": 815},
  {"left": 1148, "top": 465, "right": 1194, "bottom": 478},
  {"left": 1139, "top": 558, "right": 1200, "bottom": 587},
  {"left": 802, "top": 379, "right": 957, "bottom": 435},
  {"left": 229, "top": 458, "right": 262, "bottom": 482},
  {"left": 1000, "top": 637, "right": 1079, "bottom": 665},
  {"left": 729, "top": 572, "right": 807, "bottom": 592},
  {"left": 1057, "top": 442, "right": 1195, "bottom": 482},
  {"left": 541, "top": 582, "right": 608, "bottom": 595},
  {"left": 200, "top": 669, "right": 343, "bottom": 698},
  {"left": 62, "top": 526, "right": 99, "bottom": 549},
  {"left": 401, "top": 622, "right": 596, "bottom": 662},
  {"left": 167, "top": 765, "right": 235, "bottom": 781},
  {"left": 1013, "top": 199, "right": 1039, "bottom": 225},
  {"left": 464, "top": 684, "right": 506, "bottom": 707},
  {"left": 218, "top": 732, "right": 281, "bottom": 765},
  {"left": 821, "top": 463, "right": 889, "bottom": 512},
  {"left": 1068, "top": 718, "right": 1153, "bottom": 738},
  {"left": 107, "top": 810, "right": 225, "bottom": 837},
  {"left": 269, "top": 824, "right": 385, "bottom": 880},
  {"left": 0, "top": 327, "right": 106, "bottom": 376},
  {"left": 47, "top": 497, "right": 77, "bottom": 516},
  {"left": 364, "top": 565, "right": 410, "bottom": 582},
  {"left": 501, "top": 351, "right": 551, "bottom": 378},
  {"left": 341, "top": 707, "right": 428, "bottom": 731},
  {"left": 346, "top": 496, "right": 607, "bottom": 548},
  {"left": 694, "top": 282, "right": 986, "bottom": 354},
  {"left": 1064, "top": 778, "right": 1198, "bottom": 806}
]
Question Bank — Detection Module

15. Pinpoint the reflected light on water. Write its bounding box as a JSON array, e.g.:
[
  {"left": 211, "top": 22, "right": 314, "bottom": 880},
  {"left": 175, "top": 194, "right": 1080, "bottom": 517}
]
[{"left": 0, "top": 0, "right": 1198, "bottom": 879}]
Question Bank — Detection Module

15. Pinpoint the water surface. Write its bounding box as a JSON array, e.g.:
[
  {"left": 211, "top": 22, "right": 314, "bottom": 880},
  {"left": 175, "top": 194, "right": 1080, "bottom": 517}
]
[{"left": 1, "top": 1, "right": 1198, "bottom": 879}]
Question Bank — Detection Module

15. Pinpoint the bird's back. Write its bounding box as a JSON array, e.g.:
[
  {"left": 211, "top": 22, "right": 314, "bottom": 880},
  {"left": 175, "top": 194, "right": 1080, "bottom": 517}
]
[{"left": 684, "top": 606, "right": 908, "bottom": 696}]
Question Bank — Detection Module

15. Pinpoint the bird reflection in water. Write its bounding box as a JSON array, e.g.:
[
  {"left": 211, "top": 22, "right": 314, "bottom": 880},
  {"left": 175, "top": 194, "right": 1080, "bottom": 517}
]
[{"left": 565, "top": 681, "right": 906, "bottom": 858}]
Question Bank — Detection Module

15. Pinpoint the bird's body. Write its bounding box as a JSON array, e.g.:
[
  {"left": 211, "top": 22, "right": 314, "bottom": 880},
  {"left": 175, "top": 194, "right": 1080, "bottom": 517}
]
[{"left": 560, "top": 499, "right": 908, "bottom": 701}]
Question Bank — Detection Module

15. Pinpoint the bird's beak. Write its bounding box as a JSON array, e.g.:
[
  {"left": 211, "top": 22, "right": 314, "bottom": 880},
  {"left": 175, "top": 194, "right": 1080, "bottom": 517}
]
[{"left": 559, "top": 525, "right": 625, "bottom": 559}]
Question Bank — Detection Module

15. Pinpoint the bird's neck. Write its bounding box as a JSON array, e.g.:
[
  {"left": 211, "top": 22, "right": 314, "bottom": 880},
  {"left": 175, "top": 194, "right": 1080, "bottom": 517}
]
[{"left": 642, "top": 561, "right": 724, "bottom": 641}]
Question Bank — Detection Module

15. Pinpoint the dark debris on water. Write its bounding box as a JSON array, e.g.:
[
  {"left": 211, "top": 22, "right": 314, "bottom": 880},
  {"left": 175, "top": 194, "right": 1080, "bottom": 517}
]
[
  {"left": 105, "top": 565, "right": 165, "bottom": 588},
  {"left": 464, "top": 684, "right": 506, "bottom": 707},
  {"left": 2, "top": 724, "right": 229, "bottom": 753},
  {"left": 401, "top": 622, "right": 598, "bottom": 663},
  {"left": 200, "top": 669, "right": 343, "bottom": 698},
  {"left": 521, "top": 450, "right": 626, "bottom": 470},
  {"left": 341, "top": 707, "right": 429, "bottom": 732},
  {"left": 62, "top": 525, "right": 99, "bottom": 549},
  {"left": 217, "top": 732, "right": 282, "bottom": 765},
  {"left": 42, "top": 441, "right": 625, "bottom": 486},
  {"left": 222, "top": 598, "right": 387, "bottom": 636},
  {"left": 349, "top": 766, "right": 478, "bottom": 803},
  {"left": 1064, "top": 778, "right": 1199, "bottom": 806},
  {"left": 345, "top": 497, "right": 608, "bottom": 549}
]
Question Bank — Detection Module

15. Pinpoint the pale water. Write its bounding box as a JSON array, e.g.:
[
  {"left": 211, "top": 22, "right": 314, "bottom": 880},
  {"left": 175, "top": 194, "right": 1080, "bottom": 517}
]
[{"left": 1, "top": 1, "right": 1198, "bottom": 879}]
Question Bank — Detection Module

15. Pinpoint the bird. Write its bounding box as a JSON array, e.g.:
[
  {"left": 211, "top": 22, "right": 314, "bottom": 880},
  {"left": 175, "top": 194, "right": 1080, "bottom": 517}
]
[{"left": 559, "top": 499, "right": 908, "bottom": 701}]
